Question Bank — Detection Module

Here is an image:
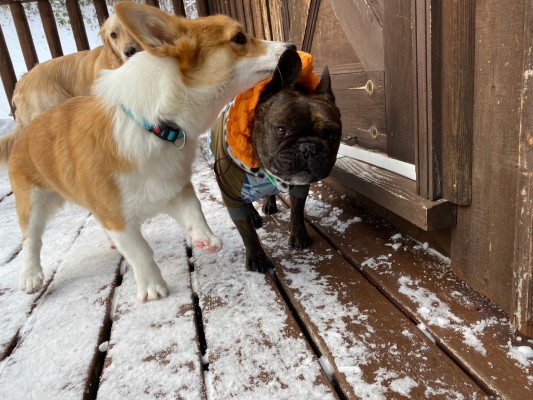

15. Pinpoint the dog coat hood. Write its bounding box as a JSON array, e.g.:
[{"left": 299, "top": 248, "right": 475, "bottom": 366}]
[{"left": 226, "top": 51, "right": 320, "bottom": 169}]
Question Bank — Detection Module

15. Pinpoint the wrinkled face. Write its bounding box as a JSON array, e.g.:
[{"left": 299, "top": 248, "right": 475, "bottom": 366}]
[
  {"left": 100, "top": 14, "right": 142, "bottom": 62},
  {"left": 253, "top": 89, "right": 342, "bottom": 185}
]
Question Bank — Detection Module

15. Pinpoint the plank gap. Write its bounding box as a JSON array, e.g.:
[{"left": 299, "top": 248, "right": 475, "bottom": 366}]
[
  {"left": 286, "top": 195, "right": 496, "bottom": 398},
  {"left": 85, "top": 258, "right": 123, "bottom": 400},
  {"left": 188, "top": 247, "right": 209, "bottom": 372},
  {"left": 0, "top": 191, "right": 13, "bottom": 204},
  {"left": 0, "top": 330, "right": 19, "bottom": 361},
  {"left": 267, "top": 270, "right": 347, "bottom": 400}
]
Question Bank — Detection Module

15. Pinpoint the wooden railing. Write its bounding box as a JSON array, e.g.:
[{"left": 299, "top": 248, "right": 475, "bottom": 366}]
[{"left": 0, "top": 0, "right": 189, "bottom": 116}]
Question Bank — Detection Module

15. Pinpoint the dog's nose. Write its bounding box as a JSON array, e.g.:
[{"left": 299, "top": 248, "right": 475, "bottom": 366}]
[
  {"left": 299, "top": 143, "right": 317, "bottom": 158},
  {"left": 124, "top": 47, "right": 137, "bottom": 58},
  {"left": 286, "top": 44, "right": 297, "bottom": 51}
]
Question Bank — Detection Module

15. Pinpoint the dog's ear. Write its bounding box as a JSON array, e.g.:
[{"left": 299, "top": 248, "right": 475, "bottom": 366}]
[
  {"left": 114, "top": 2, "right": 192, "bottom": 57},
  {"left": 315, "top": 65, "right": 335, "bottom": 103},
  {"left": 260, "top": 49, "right": 302, "bottom": 100}
]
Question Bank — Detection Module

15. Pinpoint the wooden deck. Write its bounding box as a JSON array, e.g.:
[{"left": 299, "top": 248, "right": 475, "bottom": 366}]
[{"left": 0, "top": 139, "right": 532, "bottom": 399}]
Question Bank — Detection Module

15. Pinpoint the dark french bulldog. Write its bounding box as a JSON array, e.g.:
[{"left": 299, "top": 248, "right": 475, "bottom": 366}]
[{"left": 210, "top": 49, "right": 342, "bottom": 272}]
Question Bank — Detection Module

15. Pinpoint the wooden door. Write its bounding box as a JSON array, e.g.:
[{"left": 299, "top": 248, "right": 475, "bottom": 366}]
[{"left": 208, "top": 0, "right": 460, "bottom": 232}]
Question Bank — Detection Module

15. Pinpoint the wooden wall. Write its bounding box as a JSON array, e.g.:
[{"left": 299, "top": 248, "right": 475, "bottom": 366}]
[{"left": 451, "top": 0, "right": 530, "bottom": 327}]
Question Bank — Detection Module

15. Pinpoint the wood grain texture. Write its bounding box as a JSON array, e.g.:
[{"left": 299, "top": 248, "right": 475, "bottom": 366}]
[
  {"left": 37, "top": 0, "right": 63, "bottom": 58},
  {"left": 297, "top": 183, "right": 532, "bottom": 399},
  {"left": 383, "top": 0, "right": 416, "bottom": 164},
  {"left": 171, "top": 0, "right": 186, "bottom": 17},
  {"left": 10, "top": 2, "right": 38, "bottom": 70},
  {"left": 332, "top": 71, "right": 386, "bottom": 153},
  {"left": 329, "top": 0, "right": 384, "bottom": 71},
  {"left": 196, "top": 0, "right": 210, "bottom": 16},
  {"left": 451, "top": 0, "right": 525, "bottom": 315},
  {"left": 438, "top": 0, "right": 475, "bottom": 205},
  {"left": 65, "top": 0, "right": 89, "bottom": 51},
  {"left": 260, "top": 200, "right": 484, "bottom": 399},
  {"left": 511, "top": 0, "right": 533, "bottom": 337},
  {"left": 287, "top": 0, "right": 310, "bottom": 48},
  {"left": 92, "top": 0, "right": 109, "bottom": 25},
  {"left": 0, "top": 23, "right": 17, "bottom": 116},
  {"left": 330, "top": 157, "right": 455, "bottom": 231}
]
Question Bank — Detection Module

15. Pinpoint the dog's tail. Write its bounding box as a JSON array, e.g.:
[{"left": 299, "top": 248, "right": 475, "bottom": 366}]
[{"left": 0, "top": 122, "right": 24, "bottom": 167}]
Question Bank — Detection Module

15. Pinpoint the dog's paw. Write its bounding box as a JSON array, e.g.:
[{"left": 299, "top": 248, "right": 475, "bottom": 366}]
[
  {"left": 290, "top": 230, "right": 313, "bottom": 249},
  {"left": 19, "top": 269, "right": 44, "bottom": 294},
  {"left": 137, "top": 278, "right": 169, "bottom": 303},
  {"left": 262, "top": 196, "right": 278, "bottom": 215},
  {"left": 192, "top": 236, "right": 222, "bottom": 254},
  {"left": 246, "top": 254, "right": 274, "bottom": 273}
]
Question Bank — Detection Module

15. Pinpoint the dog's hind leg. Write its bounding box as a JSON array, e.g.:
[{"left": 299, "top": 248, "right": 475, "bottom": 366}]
[
  {"left": 105, "top": 225, "right": 169, "bottom": 302},
  {"left": 14, "top": 187, "right": 64, "bottom": 293},
  {"left": 166, "top": 182, "right": 222, "bottom": 254}
]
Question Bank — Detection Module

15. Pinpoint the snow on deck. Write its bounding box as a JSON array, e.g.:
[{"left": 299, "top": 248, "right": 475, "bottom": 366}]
[{"left": 0, "top": 141, "right": 532, "bottom": 399}]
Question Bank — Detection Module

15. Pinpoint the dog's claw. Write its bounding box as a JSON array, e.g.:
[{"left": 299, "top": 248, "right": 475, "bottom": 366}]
[{"left": 290, "top": 231, "right": 313, "bottom": 249}]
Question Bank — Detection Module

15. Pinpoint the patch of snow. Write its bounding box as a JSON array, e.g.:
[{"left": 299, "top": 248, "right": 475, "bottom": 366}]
[
  {"left": 0, "top": 119, "right": 14, "bottom": 136},
  {"left": 389, "top": 376, "right": 418, "bottom": 396},
  {"left": 507, "top": 341, "right": 533, "bottom": 368},
  {"left": 398, "top": 276, "right": 503, "bottom": 356},
  {"left": 390, "top": 233, "right": 402, "bottom": 241},
  {"left": 99, "top": 341, "right": 109, "bottom": 352},
  {"left": 305, "top": 198, "right": 361, "bottom": 234}
]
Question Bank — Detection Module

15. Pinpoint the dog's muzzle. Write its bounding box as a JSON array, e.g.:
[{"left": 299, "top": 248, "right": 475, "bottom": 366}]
[{"left": 124, "top": 47, "right": 137, "bottom": 58}]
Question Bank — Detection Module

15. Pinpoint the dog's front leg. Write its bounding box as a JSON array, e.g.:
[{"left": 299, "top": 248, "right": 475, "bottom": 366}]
[
  {"left": 289, "top": 185, "right": 312, "bottom": 249},
  {"left": 234, "top": 219, "right": 274, "bottom": 274},
  {"left": 106, "top": 224, "right": 168, "bottom": 302},
  {"left": 166, "top": 182, "right": 222, "bottom": 254}
]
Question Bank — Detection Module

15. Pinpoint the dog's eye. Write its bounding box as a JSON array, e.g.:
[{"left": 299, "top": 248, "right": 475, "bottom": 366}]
[
  {"left": 231, "top": 32, "right": 247, "bottom": 45},
  {"left": 274, "top": 126, "right": 287, "bottom": 136},
  {"left": 110, "top": 32, "right": 117, "bottom": 39}
]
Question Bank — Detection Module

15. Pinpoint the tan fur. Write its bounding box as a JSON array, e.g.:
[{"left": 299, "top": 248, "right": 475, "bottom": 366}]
[
  {"left": 114, "top": 6, "right": 268, "bottom": 87},
  {"left": 5, "top": 1, "right": 290, "bottom": 300},
  {"left": 8, "top": 96, "right": 134, "bottom": 232},
  {"left": 0, "top": 14, "right": 141, "bottom": 167}
]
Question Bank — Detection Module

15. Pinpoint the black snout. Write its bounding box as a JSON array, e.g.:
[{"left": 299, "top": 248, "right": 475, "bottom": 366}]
[
  {"left": 124, "top": 47, "right": 137, "bottom": 58},
  {"left": 286, "top": 44, "right": 297, "bottom": 51},
  {"left": 299, "top": 143, "right": 317, "bottom": 158}
]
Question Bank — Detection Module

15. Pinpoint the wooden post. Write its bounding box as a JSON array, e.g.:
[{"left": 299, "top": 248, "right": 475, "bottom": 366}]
[
  {"left": 439, "top": 0, "right": 475, "bottom": 205},
  {"left": 65, "top": 0, "right": 90, "bottom": 51},
  {"left": 171, "top": 0, "right": 186, "bottom": 17},
  {"left": 144, "top": 0, "right": 160, "bottom": 8},
  {"left": 196, "top": 0, "right": 210, "bottom": 16},
  {"left": 10, "top": 2, "right": 39, "bottom": 70},
  {"left": 0, "top": 23, "right": 17, "bottom": 117},
  {"left": 511, "top": 0, "right": 533, "bottom": 337},
  {"left": 37, "top": 0, "right": 63, "bottom": 58},
  {"left": 92, "top": 0, "right": 109, "bottom": 26}
]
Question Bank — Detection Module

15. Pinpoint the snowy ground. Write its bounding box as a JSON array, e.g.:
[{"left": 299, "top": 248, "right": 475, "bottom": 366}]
[{"left": 0, "top": 1, "right": 532, "bottom": 398}]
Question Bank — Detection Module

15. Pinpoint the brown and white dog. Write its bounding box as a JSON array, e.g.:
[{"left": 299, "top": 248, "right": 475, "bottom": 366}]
[
  {"left": 0, "top": 2, "right": 293, "bottom": 302},
  {"left": 0, "top": 13, "right": 141, "bottom": 162},
  {"left": 7, "top": 13, "right": 141, "bottom": 137}
]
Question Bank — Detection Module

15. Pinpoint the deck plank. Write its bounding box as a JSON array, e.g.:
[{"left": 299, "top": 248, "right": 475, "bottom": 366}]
[
  {"left": 97, "top": 214, "right": 205, "bottom": 399},
  {"left": 0, "top": 216, "right": 121, "bottom": 399},
  {"left": 257, "top": 202, "right": 486, "bottom": 399},
  {"left": 299, "top": 182, "right": 533, "bottom": 398},
  {"left": 0, "top": 203, "right": 90, "bottom": 359},
  {"left": 191, "top": 154, "right": 337, "bottom": 399}
]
